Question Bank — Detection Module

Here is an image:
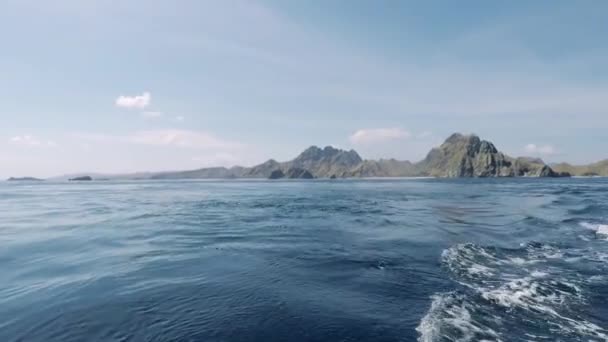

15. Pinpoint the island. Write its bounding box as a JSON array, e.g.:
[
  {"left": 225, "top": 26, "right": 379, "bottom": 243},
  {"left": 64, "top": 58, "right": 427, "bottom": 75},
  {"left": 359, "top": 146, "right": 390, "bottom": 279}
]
[
  {"left": 69, "top": 176, "right": 93, "bottom": 181},
  {"left": 142, "top": 133, "right": 571, "bottom": 179},
  {"left": 51, "top": 132, "right": 594, "bottom": 180}
]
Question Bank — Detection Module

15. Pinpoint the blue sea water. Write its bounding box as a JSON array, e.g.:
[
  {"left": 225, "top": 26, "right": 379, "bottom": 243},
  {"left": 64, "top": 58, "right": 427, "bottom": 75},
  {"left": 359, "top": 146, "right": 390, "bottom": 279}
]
[{"left": 1, "top": 178, "right": 607, "bottom": 341}]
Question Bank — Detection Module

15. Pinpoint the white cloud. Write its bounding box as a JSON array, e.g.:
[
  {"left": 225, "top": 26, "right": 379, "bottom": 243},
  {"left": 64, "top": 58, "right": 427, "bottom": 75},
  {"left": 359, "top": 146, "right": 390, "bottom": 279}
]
[
  {"left": 524, "top": 143, "right": 557, "bottom": 155},
  {"left": 9, "top": 135, "right": 56, "bottom": 147},
  {"left": 349, "top": 128, "right": 411, "bottom": 145},
  {"left": 141, "top": 111, "right": 163, "bottom": 118},
  {"left": 115, "top": 92, "right": 151, "bottom": 109}
]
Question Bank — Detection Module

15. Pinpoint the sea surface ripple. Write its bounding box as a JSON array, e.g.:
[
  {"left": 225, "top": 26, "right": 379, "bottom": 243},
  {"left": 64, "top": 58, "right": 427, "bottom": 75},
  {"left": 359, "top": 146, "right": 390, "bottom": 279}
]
[{"left": 1, "top": 178, "right": 607, "bottom": 341}]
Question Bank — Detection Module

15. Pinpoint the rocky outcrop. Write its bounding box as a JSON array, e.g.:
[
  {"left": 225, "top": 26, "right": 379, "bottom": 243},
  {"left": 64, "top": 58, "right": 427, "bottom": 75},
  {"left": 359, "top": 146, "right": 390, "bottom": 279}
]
[
  {"left": 418, "top": 134, "right": 512, "bottom": 177},
  {"left": 284, "top": 146, "right": 362, "bottom": 178},
  {"left": 268, "top": 169, "right": 285, "bottom": 179},
  {"left": 285, "top": 168, "right": 314, "bottom": 179},
  {"left": 416, "top": 133, "right": 568, "bottom": 178},
  {"left": 268, "top": 168, "right": 314, "bottom": 179}
]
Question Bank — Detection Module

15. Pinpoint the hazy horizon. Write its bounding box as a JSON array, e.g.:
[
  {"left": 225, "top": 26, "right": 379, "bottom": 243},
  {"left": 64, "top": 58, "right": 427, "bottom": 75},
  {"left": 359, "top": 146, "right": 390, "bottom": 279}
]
[
  {"left": 9, "top": 133, "right": 604, "bottom": 179},
  {"left": 2, "top": 1, "right": 607, "bottom": 178}
]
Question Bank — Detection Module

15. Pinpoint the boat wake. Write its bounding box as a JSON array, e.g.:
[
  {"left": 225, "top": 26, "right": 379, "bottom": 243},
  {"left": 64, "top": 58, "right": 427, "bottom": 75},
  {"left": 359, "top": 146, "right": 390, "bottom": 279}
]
[{"left": 417, "top": 242, "right": 608, "bottom": 341}]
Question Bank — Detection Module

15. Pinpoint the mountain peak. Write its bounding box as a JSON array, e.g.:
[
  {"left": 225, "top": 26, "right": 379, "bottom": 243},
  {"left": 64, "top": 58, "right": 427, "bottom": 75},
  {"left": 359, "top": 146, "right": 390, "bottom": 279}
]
[
  {"left": 443, "top": 133, "right": 479, "bottom": 145},
  {"left": 421, "top": 132, "right": 563, "bottom": 177},
  {"left": 440, "top": 133, "right": 498, "bottom": 156},
  {"left": 295, "top": 145, "right": 361, "bottom": 162},
  {"left": 290, "top": 145, "right": 363, "bottom": 177}
]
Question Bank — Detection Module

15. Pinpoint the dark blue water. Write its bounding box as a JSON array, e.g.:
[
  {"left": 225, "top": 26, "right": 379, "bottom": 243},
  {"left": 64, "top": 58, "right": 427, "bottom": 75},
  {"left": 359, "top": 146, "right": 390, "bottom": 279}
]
[{"left": 1, "top": 179, "right": 607, "bottom": 341}]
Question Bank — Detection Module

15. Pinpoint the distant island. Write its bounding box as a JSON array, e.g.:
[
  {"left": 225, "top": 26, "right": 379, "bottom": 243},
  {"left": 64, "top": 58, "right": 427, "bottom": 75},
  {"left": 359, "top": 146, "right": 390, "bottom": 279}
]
[
  {"left": 69, "top": 176, "right": 93, "bottom": 181},
  {"left": 7, "top": 177, "right": 43, "bottom": 182},
  {"left": 45, "top": 133, "right": 608, "bottom": 181},
  {"left": 551, "top": 160, "right": 608, "bottom": 177}
]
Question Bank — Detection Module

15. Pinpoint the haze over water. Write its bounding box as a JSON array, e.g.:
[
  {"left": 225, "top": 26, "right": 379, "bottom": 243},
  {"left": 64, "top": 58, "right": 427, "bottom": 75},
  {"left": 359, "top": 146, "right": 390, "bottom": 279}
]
[{"left": 1, "top": 178, "right": 607, "bottom": 341}]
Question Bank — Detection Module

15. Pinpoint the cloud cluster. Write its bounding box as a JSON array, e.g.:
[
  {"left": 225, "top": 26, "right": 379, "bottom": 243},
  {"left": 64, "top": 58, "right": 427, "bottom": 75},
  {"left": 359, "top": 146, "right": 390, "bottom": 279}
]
[
  {"left": 115, "top": 92, "right": 151, "bottom": 109},
  {"left": 9, "top": 135, "right": 56, "bottom": 147},
  {"left": 349, "top": 128, "right": 411, "bottom": 145},
  {"left": 524, "top": 143, "right": 557, "bottom": 156}
]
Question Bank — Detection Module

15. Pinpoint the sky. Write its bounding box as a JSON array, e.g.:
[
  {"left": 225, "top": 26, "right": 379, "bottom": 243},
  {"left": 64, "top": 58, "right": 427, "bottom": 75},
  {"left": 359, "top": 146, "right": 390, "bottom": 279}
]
[{"left": 1, "top": 0, "right": 607, "bottom": 178}]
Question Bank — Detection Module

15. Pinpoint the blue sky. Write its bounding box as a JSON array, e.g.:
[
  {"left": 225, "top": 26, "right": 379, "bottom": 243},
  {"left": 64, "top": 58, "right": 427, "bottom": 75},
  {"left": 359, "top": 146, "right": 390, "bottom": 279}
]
[{"left": 1, "top": 0, "right": 607, "bottom": 178}]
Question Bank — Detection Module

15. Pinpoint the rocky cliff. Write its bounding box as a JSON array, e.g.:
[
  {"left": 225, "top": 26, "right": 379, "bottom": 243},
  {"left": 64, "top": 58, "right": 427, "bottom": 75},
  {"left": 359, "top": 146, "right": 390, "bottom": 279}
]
[
  {"left": 416, "top": 133, "right": 568, "bottom": 177},
  {"left": 284, "top": 146, "right": 362, "bottom": 178}
]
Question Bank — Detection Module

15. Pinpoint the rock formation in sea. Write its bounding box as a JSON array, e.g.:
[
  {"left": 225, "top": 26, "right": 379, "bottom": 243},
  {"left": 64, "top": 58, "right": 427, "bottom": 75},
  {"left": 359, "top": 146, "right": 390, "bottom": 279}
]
[{"left": 416, "top": 133, "right": 569, "bottom": 178}]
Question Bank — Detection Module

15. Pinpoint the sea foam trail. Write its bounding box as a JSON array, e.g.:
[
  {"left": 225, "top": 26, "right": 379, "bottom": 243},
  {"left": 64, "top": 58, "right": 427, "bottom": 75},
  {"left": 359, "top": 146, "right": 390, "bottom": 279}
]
[
  {"left": 580, "top": 222, "right": 608, "bottom": 240},
  {"left": 416, "top": 293, "right": 502, "bottom": 342},
  {"left": 417, "top": 243, "right": 608, "bottom": 341}
]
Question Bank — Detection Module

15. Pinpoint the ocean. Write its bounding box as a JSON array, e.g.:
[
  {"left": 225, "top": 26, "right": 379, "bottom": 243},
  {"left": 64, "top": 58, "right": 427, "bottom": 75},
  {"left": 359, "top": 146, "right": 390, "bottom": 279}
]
[{"left": 1, "top": 178, "right": 607, "bottom": 341}]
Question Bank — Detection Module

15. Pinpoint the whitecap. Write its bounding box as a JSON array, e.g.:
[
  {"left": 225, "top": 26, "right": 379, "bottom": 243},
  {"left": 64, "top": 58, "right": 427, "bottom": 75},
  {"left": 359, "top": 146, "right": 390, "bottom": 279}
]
[
  {"left": 416, "top": 293, "right": 502, "bottom": 342},
  {"left": 426, "top": 242, "right": 608, "bottom": 341},
  {"left": 530, "top": 270, "right": 548, "bottom": 278},
  {"left": 597, "top": 225, "right": 608, "bottom": 240},
  {"left": 580, "top": 221, "right": 598, "bottom": 230},
  {"left": 579, "top": 222, "right": 608, "bottom": 240}
]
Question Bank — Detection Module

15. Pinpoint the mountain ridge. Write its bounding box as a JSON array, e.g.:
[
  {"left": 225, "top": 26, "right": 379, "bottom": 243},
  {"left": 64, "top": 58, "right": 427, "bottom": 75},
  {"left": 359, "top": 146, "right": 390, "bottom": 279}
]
[{"left": 42, "top": 133, "right": 587, "bottom": 180}]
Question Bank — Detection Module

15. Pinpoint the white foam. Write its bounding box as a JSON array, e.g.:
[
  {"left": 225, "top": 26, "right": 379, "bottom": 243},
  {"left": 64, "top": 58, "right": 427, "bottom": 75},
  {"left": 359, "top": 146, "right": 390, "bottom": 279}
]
[
  {"left": 530, "top": 270, "right": 548, "bottom": 278},
  {"left": 416, "top": 293, "right": 502, "bottom": 342},
  {"left": 579, "top": 222, "right": 608, "bottom": 240},
  {"left": 502, "top": 256, "right": 539, "bottom": 266},
  {"left": 442, "top": 244, "right": 498, "bottom": 279},
  {"left": 597, "top": 225, "right": 608, "bottom": 240},
  {"left": 425, "top": 242, "right": 608, "bottom": 341},
  {"left": 580, "top": 221, "right": 598, "bottom": 230},
  {"left": 588, "top": 275, "right": 605, "bottom": 283}
]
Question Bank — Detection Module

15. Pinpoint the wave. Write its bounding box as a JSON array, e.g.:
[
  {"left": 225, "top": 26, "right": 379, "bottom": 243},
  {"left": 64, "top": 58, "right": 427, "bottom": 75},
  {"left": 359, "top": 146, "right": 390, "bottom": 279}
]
[
  {"left": 580, "top": 222, "right": 608, "bottom": 240},
  {"left": 418, "top": 243, "right": 608, "bottom": 341},
  {"left": 416, "top": 292, "right": 502, "bottom": 342}
]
